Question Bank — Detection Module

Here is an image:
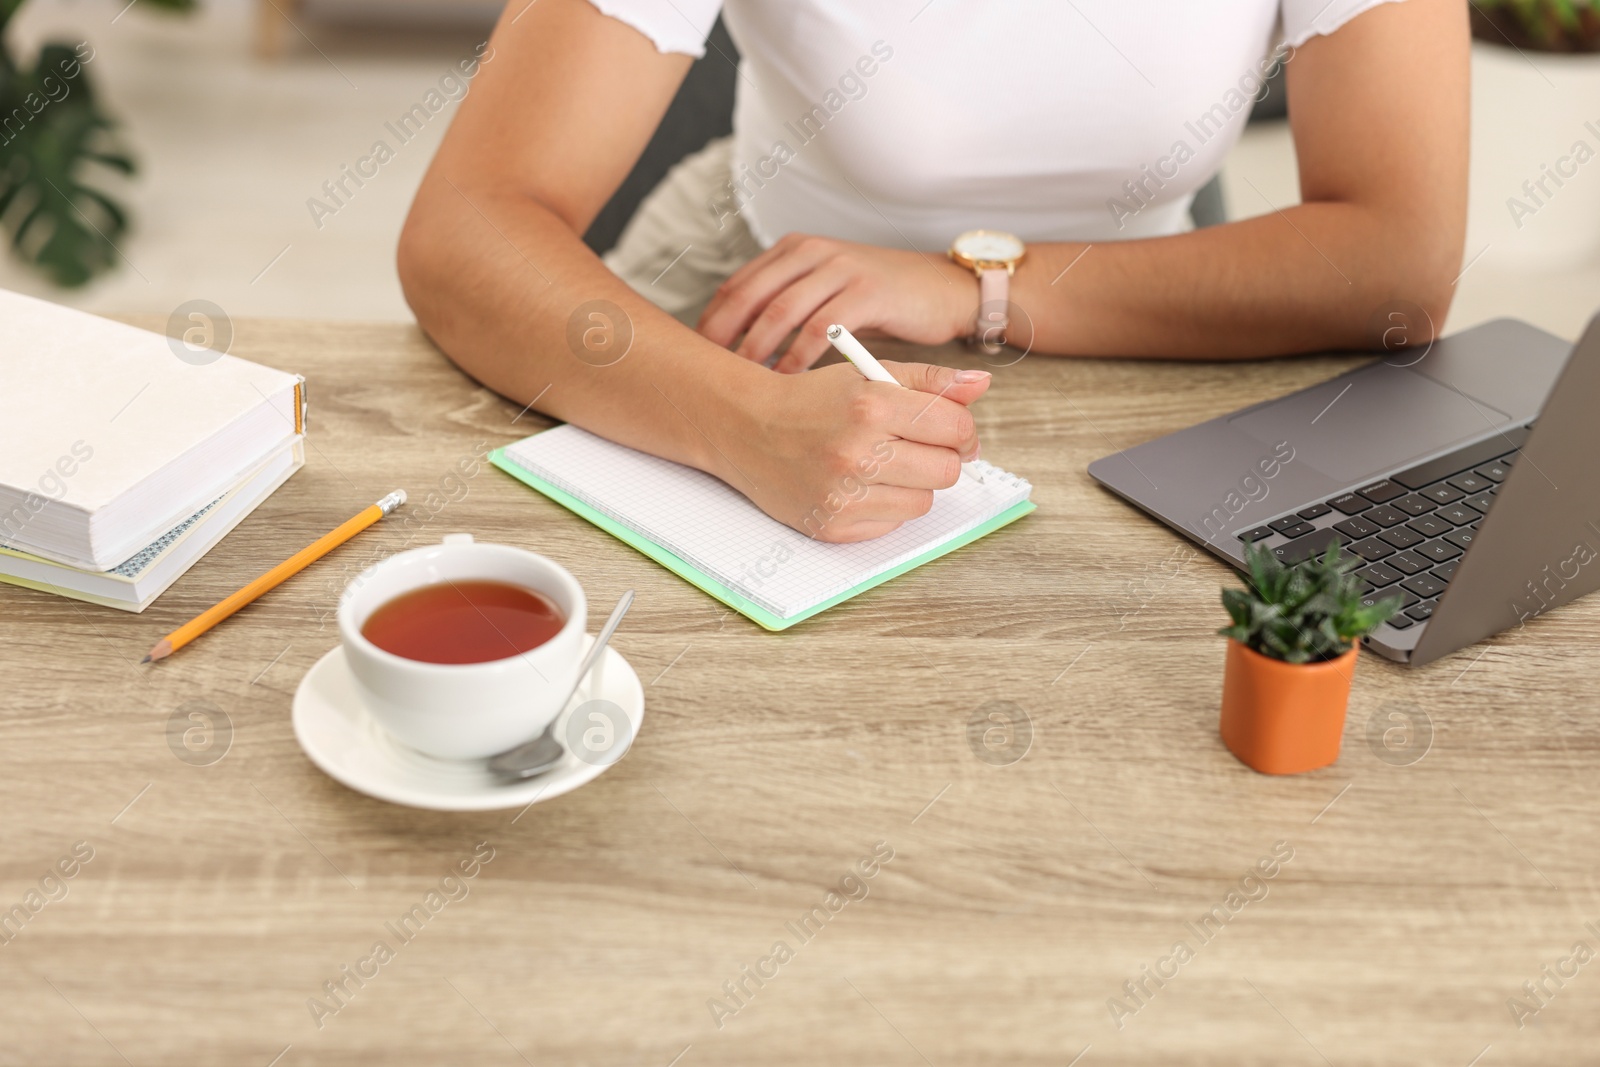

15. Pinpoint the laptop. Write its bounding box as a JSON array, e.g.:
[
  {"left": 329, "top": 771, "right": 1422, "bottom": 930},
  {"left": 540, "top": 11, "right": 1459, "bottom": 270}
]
[{"left": 1088, "top": 313, "right": 1600, "bottom": 666}]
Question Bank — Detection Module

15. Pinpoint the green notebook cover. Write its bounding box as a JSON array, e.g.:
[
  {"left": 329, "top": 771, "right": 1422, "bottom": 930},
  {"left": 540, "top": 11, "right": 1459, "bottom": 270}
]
[{"left": 490, "top": 447, "right": 1035, "bottom": 631}]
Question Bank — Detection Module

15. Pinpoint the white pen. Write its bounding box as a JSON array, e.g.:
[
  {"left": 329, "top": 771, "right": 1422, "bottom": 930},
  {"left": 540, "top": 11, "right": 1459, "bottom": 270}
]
[{"left": 826, "top": 324, "right": 900, "bottom": 385}]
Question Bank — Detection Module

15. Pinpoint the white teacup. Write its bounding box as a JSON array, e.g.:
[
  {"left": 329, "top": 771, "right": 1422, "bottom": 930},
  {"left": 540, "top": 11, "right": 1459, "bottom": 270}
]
[{"left": 337, "top": 534, "right": 587, "bottom": 760}]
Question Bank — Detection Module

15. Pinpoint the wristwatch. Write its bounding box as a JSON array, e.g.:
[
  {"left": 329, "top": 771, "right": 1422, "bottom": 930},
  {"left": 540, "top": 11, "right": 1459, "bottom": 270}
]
[{"left": 948, "top": 229, "right": 1026, "bottom": 353}]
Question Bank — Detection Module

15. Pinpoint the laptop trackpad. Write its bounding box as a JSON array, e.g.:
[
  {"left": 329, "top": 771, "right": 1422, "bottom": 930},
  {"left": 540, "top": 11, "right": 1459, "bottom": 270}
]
[{"left": 1229, "top": 364, "right": 1511, "bottom": 484}]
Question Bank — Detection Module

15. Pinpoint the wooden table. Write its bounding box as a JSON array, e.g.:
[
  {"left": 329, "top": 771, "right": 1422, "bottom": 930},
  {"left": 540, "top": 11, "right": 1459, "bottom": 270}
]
[{"left": 3, "top": 320, "right": 1596, "bottom": 1066}]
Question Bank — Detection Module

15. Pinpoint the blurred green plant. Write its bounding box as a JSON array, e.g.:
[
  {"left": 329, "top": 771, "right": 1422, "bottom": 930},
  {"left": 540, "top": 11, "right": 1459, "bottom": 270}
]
[
  {"left": 1471, "top": 0, "right": 1600, "bottom": 52},
  {"left": 1219, "top": 542, "right": 1399, "bottom": 664},
  {"left": 0, "top": 0, "right": 192, "bottom": 287}
]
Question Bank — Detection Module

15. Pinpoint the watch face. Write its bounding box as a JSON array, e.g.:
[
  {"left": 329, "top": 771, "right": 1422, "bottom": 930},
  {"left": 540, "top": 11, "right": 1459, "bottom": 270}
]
[{"left": 953, "top": 230, "right": 1025, "bottom": 263}]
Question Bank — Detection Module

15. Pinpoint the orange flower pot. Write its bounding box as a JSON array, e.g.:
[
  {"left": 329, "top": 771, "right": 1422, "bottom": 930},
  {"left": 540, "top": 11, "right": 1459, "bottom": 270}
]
[{"left": 1219, "top": 639, "right": 1358, "bottom": 775}]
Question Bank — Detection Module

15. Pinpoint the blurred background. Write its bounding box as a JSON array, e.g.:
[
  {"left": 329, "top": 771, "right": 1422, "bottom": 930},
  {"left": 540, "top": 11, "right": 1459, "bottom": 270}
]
[{"left": 2, "top": 0, "right": 1598, "bottom": 340}]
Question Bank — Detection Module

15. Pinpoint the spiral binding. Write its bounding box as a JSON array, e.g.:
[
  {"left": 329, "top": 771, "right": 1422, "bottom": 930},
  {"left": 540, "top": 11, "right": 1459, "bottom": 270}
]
[{"left": 962, "top": 459, "right": 1032, "bottom": 493}]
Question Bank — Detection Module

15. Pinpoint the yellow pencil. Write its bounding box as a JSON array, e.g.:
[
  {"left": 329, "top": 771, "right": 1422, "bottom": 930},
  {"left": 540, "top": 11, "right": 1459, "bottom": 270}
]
[{"left": 142, "top": 490, "right": 406, "bottom": 663}]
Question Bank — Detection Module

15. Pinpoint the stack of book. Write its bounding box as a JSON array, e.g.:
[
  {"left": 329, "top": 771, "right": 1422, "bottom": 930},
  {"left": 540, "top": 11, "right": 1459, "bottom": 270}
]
[{"left": 0, "top": 289, "right": 305, "bottom": 610}]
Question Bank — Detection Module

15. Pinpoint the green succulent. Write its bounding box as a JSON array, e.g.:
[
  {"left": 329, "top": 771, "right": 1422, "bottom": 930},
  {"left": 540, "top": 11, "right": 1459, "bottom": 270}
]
[{"left": 1219, "top": 542, "right": 1401, "bottom": 664}]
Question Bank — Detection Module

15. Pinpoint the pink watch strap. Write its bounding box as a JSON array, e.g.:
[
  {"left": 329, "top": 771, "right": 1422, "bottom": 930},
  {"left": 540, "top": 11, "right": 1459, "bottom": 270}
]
[{"left": 976, "top": 267, "right": 1010, "bottom": 354}]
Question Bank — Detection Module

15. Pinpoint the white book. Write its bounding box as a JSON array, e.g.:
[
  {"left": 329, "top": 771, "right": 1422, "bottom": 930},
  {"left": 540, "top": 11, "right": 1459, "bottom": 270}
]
[
  {"left": 494, "top": 425, "right": 1035, "bottom": 629},
  {"left": 0, "top": 288, "right": 304, "bottom": 570},
  {"left": 0, "top": 440, "right": 304, "bottom": 612}
]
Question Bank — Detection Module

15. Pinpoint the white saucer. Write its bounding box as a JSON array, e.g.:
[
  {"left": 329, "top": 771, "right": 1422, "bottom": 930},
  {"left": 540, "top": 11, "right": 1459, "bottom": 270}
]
[{"left": 292, "top": 637, "right": 644, "bottom": 811}]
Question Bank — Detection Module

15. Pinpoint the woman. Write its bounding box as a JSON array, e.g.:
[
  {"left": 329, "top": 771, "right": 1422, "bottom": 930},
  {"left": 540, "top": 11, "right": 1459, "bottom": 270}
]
[{"left": 399, "top": 0, "right": 1467, "bottom": 542}]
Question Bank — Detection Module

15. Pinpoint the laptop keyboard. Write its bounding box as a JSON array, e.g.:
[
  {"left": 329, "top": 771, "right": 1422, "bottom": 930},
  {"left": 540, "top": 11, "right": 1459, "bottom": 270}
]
[{"left": 1236, "top": 424, "right": 1533, "bottom": 633}]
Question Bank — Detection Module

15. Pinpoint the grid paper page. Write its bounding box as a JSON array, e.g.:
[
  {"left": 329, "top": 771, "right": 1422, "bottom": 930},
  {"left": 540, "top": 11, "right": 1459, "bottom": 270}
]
[{"left": 503, "top": 426, "right": 1031, "bottom": 620}]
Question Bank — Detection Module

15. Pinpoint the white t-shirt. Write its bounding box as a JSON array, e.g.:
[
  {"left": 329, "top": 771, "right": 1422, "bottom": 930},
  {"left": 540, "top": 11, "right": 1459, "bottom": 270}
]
[{"left": 587, "top": 0, "right": 1402, "bottom": 249}]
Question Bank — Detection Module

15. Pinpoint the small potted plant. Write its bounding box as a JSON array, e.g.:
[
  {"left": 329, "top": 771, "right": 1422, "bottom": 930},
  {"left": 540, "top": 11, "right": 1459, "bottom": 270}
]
[{"left": 1217, "top": 543, "right": 1400, "bottom": 775}]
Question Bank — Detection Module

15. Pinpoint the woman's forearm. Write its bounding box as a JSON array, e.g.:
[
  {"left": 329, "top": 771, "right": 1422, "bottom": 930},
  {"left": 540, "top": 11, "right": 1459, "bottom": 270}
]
[
  {"left": 1010, "top": 199, "right": 1461, "bottom": 361},
  {"left": 397, "top": 0, "right": 997, "bottom": 544},
  {"left": 398, "top": 175, "right": 770, "bottom": 476}
]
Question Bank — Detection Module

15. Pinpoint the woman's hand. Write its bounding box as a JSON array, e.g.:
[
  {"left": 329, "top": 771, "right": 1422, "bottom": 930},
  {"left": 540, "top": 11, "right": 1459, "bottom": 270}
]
[
  {"left": 708, "top": 360, "right": 992, "bottom": 542},
  {"left": 697, "top": 235, "right": 981, "bottom": 374}
]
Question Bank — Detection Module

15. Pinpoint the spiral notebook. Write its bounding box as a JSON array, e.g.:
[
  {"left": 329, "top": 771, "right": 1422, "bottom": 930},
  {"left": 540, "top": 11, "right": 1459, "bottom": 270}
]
[{"left": 492, "top": 426, "right": 1035, "bottom": 630}]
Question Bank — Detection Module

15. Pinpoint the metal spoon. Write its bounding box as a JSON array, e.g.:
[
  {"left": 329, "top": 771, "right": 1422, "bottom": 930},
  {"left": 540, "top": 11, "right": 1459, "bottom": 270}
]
[{"left": 488, "top": 589, "right": 634, "bottom": 780}]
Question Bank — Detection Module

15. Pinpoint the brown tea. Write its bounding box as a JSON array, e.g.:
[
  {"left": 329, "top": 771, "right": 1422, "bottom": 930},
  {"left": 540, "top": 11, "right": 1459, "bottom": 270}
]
[{"left": 361, "top": 579, "right": 565, "bottom": 664}]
